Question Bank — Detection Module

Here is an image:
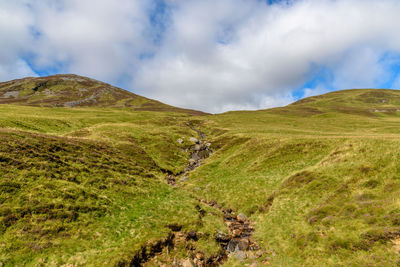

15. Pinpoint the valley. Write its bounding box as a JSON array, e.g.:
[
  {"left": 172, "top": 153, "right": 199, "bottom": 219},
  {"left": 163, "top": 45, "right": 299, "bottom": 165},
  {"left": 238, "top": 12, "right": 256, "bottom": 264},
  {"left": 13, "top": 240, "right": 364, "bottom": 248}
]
[{"left": 1, "top": 76, "right": 400, "bottom": 266}]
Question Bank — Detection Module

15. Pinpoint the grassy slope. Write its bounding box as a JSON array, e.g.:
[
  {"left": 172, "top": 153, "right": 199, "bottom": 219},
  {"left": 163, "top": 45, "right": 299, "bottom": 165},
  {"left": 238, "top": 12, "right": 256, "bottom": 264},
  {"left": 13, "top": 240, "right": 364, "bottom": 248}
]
[
  {"left": 183, "top": 89, "right": 400, "bottom": 266},
  {"left": 2, "top": 88, "right": 400, "bottom": 266},
  {"left": 0, "top": 105, "right": 221, "bottom": 266}
]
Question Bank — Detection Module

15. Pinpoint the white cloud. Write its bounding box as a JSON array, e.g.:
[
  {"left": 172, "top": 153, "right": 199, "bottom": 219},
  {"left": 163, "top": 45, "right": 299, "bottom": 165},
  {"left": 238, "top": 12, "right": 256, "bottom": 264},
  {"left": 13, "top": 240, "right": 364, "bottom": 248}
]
[
  {"left": 0, "top": 1, "right": 37, "bottom": 80},
  {"left": 29, "top": 0, "right": 154, "bottom": 82},
  {"left": 1, "top": 0, "right": 400, "bottom": 112},
  {"left": 135, "top": 0, "right": 400, "bottom": 112}
]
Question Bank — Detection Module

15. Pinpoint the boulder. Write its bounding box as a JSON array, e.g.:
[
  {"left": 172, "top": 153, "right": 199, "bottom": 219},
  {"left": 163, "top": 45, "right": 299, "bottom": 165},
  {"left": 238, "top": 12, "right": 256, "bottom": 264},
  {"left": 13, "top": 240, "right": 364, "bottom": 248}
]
[
  {"left": 237, "top": 213, "right": 248, "bottom": 222},
  {"left": 238, "top": 238, "right": 249, "bottom": 251},
  {"left": 232, "top": 229, "right": 242, "bottom": 237},
  {"left": 182, "top": 259, "right": 195, "bottom": 267}
]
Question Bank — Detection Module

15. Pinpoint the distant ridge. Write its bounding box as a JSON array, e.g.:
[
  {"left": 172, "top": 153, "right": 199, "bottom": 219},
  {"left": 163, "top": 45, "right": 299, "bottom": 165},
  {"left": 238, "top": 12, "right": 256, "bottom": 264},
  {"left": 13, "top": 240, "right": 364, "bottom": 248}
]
[
  {"left": 0, "top": 74, "right": 207, "bottom": 115},
  {"left": 265, "top": 88, "right": 400, "bottom": 117}
]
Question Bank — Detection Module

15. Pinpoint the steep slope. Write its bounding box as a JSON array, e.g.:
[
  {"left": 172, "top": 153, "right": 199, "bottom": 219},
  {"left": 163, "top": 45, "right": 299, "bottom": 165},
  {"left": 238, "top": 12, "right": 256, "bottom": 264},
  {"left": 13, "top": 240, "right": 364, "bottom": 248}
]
[{"left": 0, "top": 74, "right": 206, "bottom": 115}]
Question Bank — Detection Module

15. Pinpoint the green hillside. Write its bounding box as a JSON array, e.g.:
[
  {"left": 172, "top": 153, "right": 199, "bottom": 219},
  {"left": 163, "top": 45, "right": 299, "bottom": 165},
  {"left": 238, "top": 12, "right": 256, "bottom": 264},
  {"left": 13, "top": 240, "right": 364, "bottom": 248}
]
[{"left": 1, "top": 78, "right": 400, "bottom": 266}]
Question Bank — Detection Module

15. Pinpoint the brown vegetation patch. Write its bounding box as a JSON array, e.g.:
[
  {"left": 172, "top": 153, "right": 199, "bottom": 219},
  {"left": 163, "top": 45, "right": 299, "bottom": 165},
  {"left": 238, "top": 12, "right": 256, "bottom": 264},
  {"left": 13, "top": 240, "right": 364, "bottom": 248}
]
[{"left": 282, "top": 171, "right": 316, "bottom": 189}]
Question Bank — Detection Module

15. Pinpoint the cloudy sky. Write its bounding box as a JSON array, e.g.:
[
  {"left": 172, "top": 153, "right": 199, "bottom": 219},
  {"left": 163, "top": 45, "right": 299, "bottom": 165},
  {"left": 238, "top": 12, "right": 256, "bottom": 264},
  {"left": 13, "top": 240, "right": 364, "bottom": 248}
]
[{"left": 2, "top": 0, "right": 400, "bottom": 112}]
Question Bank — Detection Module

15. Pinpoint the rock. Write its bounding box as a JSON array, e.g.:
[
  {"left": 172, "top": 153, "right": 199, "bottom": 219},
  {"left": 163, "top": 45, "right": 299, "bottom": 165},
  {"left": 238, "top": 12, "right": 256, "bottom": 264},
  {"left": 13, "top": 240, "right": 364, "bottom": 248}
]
[
  {"left": 188, "top": 158, "right": 196, "bottom": 165},
  {"left": 182, "top": 259, "right": 195, "bottom": 267},
  {"left": 232, "top": 229, "right": 242, "bottom": 237},
  {"left": 205, "top": 142, "right": 211, "bottom": 147},
  {"left": 237, "top": 213, "right": 248, "bottom": 222},
  {"left": 189, "top": 137, "right": 199, "bottom": 143},
  {"left": 177, "top": 138, "right": 184, "bottom": 144},
  {"left": 180, "top": 176, "right": 188, "bottom": 182},
  {"left": 250, "top": 262, "right": 258, "bottom": 267},
  {"left": 233, "top": 250, "right": 247, "bottom": 261},
  {"left": 225, "top": 221, "right": 233, "bottom": 227},
  {"left": 215, "top": 232, "right": 230, "bottom": 243},
  {"left": 194, "top": 144, "right": 201, "bottom": 151},
  {"left": 238, "top": 238, "right": 249, "bottom": 251},
  {"left": 227, "top": 239, "right": 239, "bottom": 252},
  {"left": 191, "top": 153, "right": 200, "bottom": 161}
]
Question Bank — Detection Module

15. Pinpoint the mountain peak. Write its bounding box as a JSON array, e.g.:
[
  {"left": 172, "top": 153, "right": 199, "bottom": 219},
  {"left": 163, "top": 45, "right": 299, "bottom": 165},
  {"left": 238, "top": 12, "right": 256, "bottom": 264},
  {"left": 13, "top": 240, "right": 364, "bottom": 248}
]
[{"left": 0, "top": 74, "right": 206, "bottom": 115}]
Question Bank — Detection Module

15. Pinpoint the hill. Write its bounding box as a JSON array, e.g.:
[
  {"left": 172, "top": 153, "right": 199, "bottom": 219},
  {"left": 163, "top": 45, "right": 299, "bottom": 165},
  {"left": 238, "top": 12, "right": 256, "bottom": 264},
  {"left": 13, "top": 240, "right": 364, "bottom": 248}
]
[
  {"left": 0, "top": 74, "right": 206, "bottom": 115},
  {"left": 1, "top": 83, "right": 400, "bottom": 266}
]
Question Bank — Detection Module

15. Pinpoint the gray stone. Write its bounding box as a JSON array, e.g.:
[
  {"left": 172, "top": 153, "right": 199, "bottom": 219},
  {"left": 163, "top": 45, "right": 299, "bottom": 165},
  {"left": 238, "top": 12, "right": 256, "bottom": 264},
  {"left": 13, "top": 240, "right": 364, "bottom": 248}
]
[
  {"left": 237, "top": 213, "right": 248, "bottom": 222},
  {"left": 177, "top": 138, "right": 184, "bottom": 144},
  {"left": 233, "top": 250, "right": 247, "bottom": 261},
  {"left": 189, "top": 137, "right": 199, "bottom": 143},
  {"left": 191, "top": 153, "right": 200, "bottom": 161},
  {"left": 238, "top": 238, "right": 249, "bottom": 251},
  {"left": 182, "top": 259, "right": 195, "bottom": 267}
]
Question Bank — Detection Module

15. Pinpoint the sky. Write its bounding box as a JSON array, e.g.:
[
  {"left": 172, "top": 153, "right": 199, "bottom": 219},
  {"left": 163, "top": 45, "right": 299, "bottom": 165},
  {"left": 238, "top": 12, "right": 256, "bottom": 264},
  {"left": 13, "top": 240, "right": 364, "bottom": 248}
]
[{"left": 2, "top": 0, "right": 400, "bottom": 113}]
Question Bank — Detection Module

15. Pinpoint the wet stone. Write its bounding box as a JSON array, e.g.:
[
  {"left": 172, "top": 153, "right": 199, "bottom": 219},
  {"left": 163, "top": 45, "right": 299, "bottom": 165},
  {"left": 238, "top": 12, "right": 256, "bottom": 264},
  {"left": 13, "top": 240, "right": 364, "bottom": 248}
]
[
  {"left": 237, "top": 213, "right": 248, "bottom": 222},
  {"left": 227, "top": 239, "right": 239, "bottom": 252},
  {"left": 238, "top": 238, "right": 249, "bottom": 251},
  {"left": 215, "top": 232, "right": 230, "bottom": 243}
]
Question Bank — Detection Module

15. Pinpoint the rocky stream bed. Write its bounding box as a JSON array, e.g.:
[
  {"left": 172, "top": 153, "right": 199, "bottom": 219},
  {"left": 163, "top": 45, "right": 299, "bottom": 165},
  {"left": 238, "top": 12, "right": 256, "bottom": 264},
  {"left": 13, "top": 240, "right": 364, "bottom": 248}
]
[{"left": 131, "top": 128, "right": 264, "bottom": 266}]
